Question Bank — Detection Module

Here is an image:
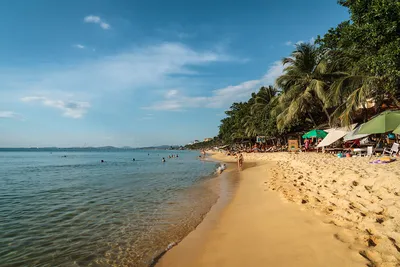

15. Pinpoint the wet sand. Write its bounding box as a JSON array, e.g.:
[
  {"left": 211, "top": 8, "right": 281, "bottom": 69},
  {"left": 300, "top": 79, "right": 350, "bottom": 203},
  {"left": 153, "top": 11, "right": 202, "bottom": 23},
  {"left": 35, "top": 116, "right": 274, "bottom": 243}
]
[{"left": 156, "top": 153, "right": 367, "bottom": 267}]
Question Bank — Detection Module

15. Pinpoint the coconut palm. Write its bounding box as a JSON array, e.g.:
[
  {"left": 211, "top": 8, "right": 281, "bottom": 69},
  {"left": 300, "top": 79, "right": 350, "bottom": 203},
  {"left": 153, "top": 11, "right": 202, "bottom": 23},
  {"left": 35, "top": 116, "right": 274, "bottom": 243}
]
[
  {"left": 328, "top": 62, "right": 400, "bottom": 126},
  {"left": 251, "top": 86, "right": 278, "bottom": 119},
  {"left": 275, "top": 43, "right": 333, "bottom": 130}
]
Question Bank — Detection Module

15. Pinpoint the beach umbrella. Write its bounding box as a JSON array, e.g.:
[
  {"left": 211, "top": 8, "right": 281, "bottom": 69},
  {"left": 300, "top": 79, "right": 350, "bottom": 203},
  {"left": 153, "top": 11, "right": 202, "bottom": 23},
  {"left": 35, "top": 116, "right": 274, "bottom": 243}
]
[
  {"left": 302, "top": 129, "right": 327, "bottom": 139},
  {"left": 357, "top": 110, "right": 400, "bottom": 134},
  {"left": 393, "top": 124, "right": 400, "bottom": 135},
  {"left": 343, "top": 124, "right": 370, "bottom": 141}
]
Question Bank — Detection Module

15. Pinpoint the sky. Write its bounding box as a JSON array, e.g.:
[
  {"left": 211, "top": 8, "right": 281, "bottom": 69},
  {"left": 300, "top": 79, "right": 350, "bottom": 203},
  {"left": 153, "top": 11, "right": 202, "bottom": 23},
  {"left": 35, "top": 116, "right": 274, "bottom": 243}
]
[{"left": 0, "top": 0, "right": 349, "bottom": 147}]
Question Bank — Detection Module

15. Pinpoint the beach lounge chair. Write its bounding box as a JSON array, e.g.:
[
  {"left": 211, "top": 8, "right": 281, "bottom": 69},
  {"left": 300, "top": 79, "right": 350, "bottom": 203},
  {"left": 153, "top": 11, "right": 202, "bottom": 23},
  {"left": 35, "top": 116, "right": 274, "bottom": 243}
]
[
  {"left": 361, "top": 146, "right": 373, "bottom": 157},
  {"left": 382, "top": 143, "right": 399, "bottom": 157}
]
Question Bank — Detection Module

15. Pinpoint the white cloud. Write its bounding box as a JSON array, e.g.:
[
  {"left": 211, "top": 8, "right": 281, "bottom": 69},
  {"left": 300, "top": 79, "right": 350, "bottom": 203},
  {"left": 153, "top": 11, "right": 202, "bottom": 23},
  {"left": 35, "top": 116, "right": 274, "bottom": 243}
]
[
  {"left": 2, "top": 42, "right": 241, "bottom": 119},
  {"left": 0, "top": 111, "right": 23, "bottom": 120},
  {"left": 21, "top": 96, "right": 90, "bottom": 118},
  {"left": 84, "top": 15, "right": 101, "bottom": 23},
  {"left": 100, "top": 22, "right": 110, "bottom": 30},
  {"left": 206, "top": 80, "right": 260, "bottom": 108},
  {"left": 73, "top": 44, "right": 85, "bottom": 49},
  {"left": 144, "top": 60, "right": 284, "bottom": 111},
  {"left": 84, "top": 15, "right": 110, "bottom": 30},
  {"left": 3, "top": 42, "right": 233, "bottom": 97},
  {"left": 261, "top": 60, "right": 284, "bottom": 86},
  {"left": 285, "top": 41, "right": 292, "bottom": 46},
  {"left": 295, "top": 37, "right": 315, "bottom": 46},
  {"left": 165, "top": 89, "right": 179, "bottom": 98}
]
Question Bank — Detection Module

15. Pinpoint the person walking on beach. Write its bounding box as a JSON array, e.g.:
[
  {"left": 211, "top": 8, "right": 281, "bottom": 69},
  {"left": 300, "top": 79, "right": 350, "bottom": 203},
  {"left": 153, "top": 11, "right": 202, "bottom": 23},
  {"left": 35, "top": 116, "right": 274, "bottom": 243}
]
[
  {"left": 304, "top": 138, "right": 310, "bottom": 152},
  {"left": 237, "top": 153, "right": 243, "bottom": 171}
]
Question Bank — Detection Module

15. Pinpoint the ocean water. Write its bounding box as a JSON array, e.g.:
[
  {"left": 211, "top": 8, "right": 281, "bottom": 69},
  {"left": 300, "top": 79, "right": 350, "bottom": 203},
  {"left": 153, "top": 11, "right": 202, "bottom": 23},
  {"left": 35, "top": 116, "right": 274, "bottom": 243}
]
[{"left": 0, "top": 150, "right": 220, "bottom": 266}]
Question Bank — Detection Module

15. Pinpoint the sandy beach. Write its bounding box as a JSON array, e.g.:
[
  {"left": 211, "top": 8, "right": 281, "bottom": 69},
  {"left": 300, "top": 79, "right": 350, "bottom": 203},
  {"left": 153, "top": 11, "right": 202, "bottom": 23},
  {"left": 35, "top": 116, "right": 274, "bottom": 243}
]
[
  {"left": 240, "top": 152, "right": 400, "bottom": 266},
  {"left": 155, "top": 152, "right": 400, "bottom": 267}
]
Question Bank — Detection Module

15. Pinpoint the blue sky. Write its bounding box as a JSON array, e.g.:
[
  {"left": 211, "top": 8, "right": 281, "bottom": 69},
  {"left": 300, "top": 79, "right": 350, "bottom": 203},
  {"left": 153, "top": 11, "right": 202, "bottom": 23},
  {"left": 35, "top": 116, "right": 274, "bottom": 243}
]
[{"left": 0, "top": 0, "right": 349, "bottom": 147}]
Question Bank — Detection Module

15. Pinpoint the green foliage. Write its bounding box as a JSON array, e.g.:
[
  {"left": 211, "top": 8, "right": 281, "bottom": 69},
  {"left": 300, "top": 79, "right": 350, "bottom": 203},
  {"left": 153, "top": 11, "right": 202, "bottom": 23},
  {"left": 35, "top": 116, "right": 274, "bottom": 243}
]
[
  {"left": 217, "top": 86, "right": 280, "bottom": 144},
  {"left": 275, "top": 43, "right": 333, "bottom": 130},
  {"left": 319, "top": 0, "right": 400, "bottom": 91}
]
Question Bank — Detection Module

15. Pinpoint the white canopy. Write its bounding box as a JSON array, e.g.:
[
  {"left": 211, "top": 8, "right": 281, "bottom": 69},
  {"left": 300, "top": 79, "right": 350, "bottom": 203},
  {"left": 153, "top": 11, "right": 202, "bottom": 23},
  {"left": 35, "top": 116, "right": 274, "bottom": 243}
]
[
  {"left": 317, "top": 124, "right": 357, "bottom": 148},
  {"left": 317, "top": 130, "right": 347, "bottom": 147}
]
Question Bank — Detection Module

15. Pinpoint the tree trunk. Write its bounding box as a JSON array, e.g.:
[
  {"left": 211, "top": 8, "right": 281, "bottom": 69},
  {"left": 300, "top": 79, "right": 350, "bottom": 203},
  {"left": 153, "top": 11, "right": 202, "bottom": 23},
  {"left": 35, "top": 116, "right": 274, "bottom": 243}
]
[
  {"left": 319, "top": 100, "right": 331, "bottom": 127},
  {"left": 308, "top": 113, "right": 317, "bottom": 127},
  {"left": 323, "top": 108, "right": 331, "bottom": 127}
]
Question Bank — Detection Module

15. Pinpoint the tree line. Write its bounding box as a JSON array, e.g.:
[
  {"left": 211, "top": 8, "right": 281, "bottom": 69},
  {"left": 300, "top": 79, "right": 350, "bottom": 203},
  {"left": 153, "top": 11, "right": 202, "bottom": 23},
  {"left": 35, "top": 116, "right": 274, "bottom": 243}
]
[{"left": 187, "top": 0, "right": 400, "bottom": 149}]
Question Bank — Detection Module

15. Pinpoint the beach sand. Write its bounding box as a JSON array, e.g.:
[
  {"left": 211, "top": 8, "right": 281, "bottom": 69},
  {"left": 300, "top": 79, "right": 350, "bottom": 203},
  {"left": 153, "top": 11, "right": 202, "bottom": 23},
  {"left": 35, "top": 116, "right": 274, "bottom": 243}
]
[
  {"left": 240, "top": 152, "right": 400, "bottom": 266},
  {"left": 156, "top": 153, "right": 369, "bottom": 267}
]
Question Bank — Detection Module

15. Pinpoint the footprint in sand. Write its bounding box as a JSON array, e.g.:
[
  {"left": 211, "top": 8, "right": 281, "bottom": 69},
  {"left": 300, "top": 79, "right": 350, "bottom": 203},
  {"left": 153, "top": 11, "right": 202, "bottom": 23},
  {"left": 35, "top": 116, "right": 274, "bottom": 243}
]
[{"left": 388, "top": 237, "right": 400, "bottom": 253}]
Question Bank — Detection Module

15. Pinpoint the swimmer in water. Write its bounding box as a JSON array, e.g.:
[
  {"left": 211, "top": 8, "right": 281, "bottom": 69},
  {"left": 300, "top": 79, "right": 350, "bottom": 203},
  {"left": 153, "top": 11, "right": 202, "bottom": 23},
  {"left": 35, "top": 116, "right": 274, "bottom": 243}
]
[
  {"left": 101, "top": 160, "right": 104, "bottom": 163},
  {"left": 216, "top": 163, "right": 226, "bottom": 174},
  {"left": 162, "top": 157, "right": 166, "bottom": 162},
  {"left": 132, "top": 158, "right": 135, "bottom": 161}
]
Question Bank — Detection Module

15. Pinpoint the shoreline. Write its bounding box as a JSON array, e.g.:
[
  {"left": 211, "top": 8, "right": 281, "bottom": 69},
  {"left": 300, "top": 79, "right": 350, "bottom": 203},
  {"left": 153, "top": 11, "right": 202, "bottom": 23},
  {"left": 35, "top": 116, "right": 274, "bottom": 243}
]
[
  {"left": 156, "top": 152, "right": 367, "bottom": 267},
  {"left": 151, "top": 154, "right": 239, "bottom": 266}
]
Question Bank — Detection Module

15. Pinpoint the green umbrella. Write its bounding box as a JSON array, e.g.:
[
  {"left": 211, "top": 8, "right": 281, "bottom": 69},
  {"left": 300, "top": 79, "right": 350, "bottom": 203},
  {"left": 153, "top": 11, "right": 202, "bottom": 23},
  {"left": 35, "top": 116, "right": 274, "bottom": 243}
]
[
  {"left": 393, "top": 124, "right": 400, "bottom": 134},
  {"left": 357, "top": 110, "right": 400, "bottom": 134},
  {"left": 302, "top": 129, "right": 327, "bottom": 139}
]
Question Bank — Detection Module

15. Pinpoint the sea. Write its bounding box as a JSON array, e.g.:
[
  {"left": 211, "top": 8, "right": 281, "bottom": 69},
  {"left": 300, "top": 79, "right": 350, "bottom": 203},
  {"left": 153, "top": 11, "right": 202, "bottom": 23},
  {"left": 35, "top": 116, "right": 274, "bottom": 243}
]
[{"left": 0, "top": 149, "right": 224, "bottom": 266}]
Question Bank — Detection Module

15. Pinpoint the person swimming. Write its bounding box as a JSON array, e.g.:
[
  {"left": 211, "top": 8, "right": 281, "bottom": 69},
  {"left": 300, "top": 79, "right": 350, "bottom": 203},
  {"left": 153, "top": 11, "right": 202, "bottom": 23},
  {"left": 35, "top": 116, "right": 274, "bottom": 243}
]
[
  {"left": 101, "top": 160, "right": 104, "bottom": 163},
  {"left": 216, "top": 163, "right": 226, "bottom": 174},
  {"left": 162, "top": 157, "right": 166, "bottom": 162},
  {"left": 132, "top": 158, "right": 135, "bottom": 161}
]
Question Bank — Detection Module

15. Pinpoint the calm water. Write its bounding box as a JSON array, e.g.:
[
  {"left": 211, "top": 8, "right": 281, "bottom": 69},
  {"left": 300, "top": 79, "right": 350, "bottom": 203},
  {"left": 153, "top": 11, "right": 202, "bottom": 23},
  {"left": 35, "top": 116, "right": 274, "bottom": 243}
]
[{"left": 0, "top": 150, "right": 220, "bottom": 266}]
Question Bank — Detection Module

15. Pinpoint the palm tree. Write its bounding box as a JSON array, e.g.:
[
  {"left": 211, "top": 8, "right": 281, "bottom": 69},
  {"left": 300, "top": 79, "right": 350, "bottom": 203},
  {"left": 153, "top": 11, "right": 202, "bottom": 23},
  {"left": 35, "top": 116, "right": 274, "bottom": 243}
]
[
  {"left": 251, "top": 86, "right": 278, "bottom": 119},
  {"left": 242, "top": 114, "right": 258, "bottom": 138},
  {"left": 240, "top": 86, "right": 279, "bottom": 139},
  {"left": 275, "top": 43, "right": 332, "bottom": 130},
  {"left": 328, "top": 60, "right": 400, "bottom": 126}
]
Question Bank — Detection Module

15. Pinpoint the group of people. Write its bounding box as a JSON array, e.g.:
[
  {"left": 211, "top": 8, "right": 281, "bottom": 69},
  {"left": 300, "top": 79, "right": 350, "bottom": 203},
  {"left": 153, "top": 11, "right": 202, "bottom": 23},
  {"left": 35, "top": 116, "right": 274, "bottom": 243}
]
[
  {"left": 303, "top": 138, "right": 323, "bottom": 151},
  {"left": 162, "top": 154, "right": 179, "bottom": 162}
]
